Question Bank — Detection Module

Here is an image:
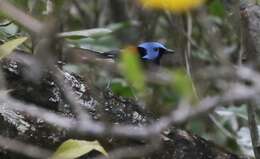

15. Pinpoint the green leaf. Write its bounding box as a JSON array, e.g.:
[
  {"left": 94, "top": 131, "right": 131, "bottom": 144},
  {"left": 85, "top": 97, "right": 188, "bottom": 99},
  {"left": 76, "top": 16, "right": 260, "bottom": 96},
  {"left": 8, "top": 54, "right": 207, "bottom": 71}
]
[
  {"left": 28, "top": 0, "right": 46, "bottom": 15},
  {"left": 110, "top": 79, "right": 134, "bottom": 97},
  {"left": 186, "top": 120, "right": 206, "bottom": 135},
  {"left": 0, "top": 22, "right": 19, "bottom": 36},
  {"left": 0, "top": 37, "right": 27, "bottom": 59},
  {"left": 107, "top": 21, "right": 135, "bottom": 32},
  {"left": 171, "top": 70, "right": 193, "bottom": 99},
  {"left": 119, "top": 46, "right": 146, "bottom": 93},
  {"left": 215, "top": 105, "right": 248, "bottom": 121},
  {"left": 10, "top": 0, "right": 28, "bottom": 10},
  {"left": 66, "top": 35, "right": 120, "bottom": 52},
  {"left": 53, "top": 0, "right": 66, "bottom": 14},
  {"left": 208, "top": 0, "right": 226, "bottom": 17},
  {"left": 58, "top": 28, "right": 112, "bottom": 38},
  {"left": 52, "top": 139, "right": 108, "bottom": 159}
]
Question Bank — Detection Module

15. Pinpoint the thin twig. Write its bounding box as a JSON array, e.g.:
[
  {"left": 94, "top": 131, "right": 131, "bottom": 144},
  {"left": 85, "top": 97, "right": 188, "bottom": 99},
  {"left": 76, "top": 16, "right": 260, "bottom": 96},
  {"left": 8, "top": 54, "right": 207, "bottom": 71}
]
[
  {"left": 0, "top": 78, "right": 255, "bottom": 139},
  {"left": 209, "top": 114, "right": 236, "bottom": 139},
  {"left": 185, "top": 11, "right": 199, "bottom": 100},
  {"left": 0, "top": 0, "right": 43, "bottom": 33},
  {"left": 0, "top": 135, "right": 52, "bottom": 159}
]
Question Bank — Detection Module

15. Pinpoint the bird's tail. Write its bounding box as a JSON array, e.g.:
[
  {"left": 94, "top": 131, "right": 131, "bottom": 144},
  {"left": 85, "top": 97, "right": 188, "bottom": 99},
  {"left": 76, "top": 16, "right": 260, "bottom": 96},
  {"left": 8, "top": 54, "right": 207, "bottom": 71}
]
[{"left": 63, "top": 47, "right": 119, "bottom": 64}]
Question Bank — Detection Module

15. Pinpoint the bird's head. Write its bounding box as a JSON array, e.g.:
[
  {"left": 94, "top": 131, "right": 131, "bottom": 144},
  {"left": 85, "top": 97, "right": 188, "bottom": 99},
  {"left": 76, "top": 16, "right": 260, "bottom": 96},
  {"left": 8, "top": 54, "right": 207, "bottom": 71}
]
[{"left": 137, "top": 42, "right": 174, "bottom": 64}]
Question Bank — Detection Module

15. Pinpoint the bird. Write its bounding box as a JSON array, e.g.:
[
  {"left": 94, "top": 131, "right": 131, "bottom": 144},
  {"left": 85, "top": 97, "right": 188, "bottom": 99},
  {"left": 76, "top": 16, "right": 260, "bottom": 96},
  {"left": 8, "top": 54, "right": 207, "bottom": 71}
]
[
  {"left": 137, "top": 42, "right": 174, "bottom": 65},
  {"left": 65, "top": 42, "right": 174, "bottom": 65}
]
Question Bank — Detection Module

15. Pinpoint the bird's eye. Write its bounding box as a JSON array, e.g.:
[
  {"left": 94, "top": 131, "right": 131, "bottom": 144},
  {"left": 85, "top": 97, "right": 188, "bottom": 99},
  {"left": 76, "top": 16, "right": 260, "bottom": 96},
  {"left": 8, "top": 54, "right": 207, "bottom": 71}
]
[{"left": 153, "top": 48, "right": 159, "bottom": 52}]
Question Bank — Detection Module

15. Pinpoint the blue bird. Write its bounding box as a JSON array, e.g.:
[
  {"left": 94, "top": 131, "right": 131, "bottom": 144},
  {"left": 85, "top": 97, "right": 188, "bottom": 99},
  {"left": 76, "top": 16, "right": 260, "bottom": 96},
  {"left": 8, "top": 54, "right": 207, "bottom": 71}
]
[
  {"left": 137, "top": 42, "right": 174, "bottom": 64},
  {"left": 100, "top": 42, "right": 174, "bottom": 64},
  {"left": 66, "top": 42, "right": 174, "bottom": 65}
]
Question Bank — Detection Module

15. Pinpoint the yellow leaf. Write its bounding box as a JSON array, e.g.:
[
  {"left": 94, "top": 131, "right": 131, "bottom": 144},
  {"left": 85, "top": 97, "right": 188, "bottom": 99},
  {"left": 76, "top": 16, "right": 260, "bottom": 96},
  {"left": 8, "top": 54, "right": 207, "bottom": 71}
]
[
  {"left": 139, "top": 0, "right": 205, "bottom": 13},
  {"left": 0, "top": 37, "right": 27, "bottom": 59},
  {"left": 52, "top": 139, "right": 108, "bottom": 159},
  {"left": 119, "top": 46, "right": 146, "bottom": 93}
]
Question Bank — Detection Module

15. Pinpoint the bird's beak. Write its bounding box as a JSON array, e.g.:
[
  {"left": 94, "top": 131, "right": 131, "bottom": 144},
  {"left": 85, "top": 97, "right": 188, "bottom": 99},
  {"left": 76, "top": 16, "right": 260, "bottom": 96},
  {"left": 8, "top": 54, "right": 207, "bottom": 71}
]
[{"left": 165, "top": 48, "right": 175, "bottom": 54}]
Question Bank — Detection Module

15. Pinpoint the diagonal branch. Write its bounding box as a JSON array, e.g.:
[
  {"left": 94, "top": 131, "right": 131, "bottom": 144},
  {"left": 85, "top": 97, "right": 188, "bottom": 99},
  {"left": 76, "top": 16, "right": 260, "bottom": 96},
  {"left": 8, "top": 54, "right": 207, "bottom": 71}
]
[
  {"left": 0, "top": 0, "right": 43, "bottom": 33},
  {"left": 0, "top": 135, "right": 52, "bottom": 159}
]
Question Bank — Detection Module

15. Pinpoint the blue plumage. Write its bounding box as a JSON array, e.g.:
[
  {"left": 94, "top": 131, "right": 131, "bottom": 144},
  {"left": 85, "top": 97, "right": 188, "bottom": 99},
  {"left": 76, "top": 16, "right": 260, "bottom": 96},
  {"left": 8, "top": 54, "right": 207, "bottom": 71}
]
[{"left": 137, "top": 42, "right": 174, "bottom": 64}]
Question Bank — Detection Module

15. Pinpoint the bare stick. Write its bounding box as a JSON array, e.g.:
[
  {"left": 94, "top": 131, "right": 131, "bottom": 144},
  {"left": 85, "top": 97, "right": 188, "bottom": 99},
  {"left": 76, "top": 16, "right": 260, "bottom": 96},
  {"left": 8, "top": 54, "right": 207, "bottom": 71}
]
[
  {"left": 185, "top": 11, "right": 199, "bottom": 99},
  {"left": 0, "top": 0, "right": 43, "bottom": 33},
  {"left": 0, "top": 135, "right": 52, "bottom": 159}
]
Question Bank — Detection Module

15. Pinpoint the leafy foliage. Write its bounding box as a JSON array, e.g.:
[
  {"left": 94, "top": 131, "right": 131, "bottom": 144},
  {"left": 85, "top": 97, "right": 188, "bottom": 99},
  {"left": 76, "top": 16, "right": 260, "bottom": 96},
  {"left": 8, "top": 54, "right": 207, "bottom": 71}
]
[
  {"left": 58, "top": 28, "right": 112, "bottom": 38},
  {"left": 52, "top": 139, "right": 108, "bottom": 159},
  {"left": 0, "top": 37, "right": 27, "bottom": 59},
  {"left": 0, "top": 0, "right": 255, "bottom": 158},
  {"left": 110, "top": 78, "right": 134, "bottom": 97},
  {"left": 171, "top": 70, "right": 194, "bottom": 100},
  {"left": 208, "top": 0, "right": 226, "bottom": 17},
  {"left": 119, "top": 46, "right": 146, "bottom": 94}
]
